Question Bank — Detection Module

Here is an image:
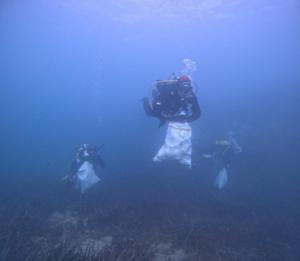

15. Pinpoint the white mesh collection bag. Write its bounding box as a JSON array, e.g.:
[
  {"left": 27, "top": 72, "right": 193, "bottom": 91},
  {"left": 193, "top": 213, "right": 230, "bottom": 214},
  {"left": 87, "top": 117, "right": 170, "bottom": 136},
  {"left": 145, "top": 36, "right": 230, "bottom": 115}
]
[
  {"left": 77, "top": 161, "right": 100, "bottom": 193},
  {"left": 214, "top": 167, "right": 228, "bottom": 189},
  {"left": 153, "top": 122, "right": 192, "bottom": 168}
]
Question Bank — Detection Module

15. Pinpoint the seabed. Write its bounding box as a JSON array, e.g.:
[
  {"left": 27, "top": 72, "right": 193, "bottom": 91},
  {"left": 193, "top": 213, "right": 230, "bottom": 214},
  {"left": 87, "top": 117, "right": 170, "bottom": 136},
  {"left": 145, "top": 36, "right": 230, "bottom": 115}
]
[{"left": 0, "top": 171, "right": 299, "bottom": 261}]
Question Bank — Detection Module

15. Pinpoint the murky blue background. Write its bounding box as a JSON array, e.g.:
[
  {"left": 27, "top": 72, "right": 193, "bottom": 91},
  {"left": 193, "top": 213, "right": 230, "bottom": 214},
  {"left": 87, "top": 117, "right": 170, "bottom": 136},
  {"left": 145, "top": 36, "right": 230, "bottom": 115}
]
[{"left": 0, "top": 0, "right": 300, "bottom": 259}]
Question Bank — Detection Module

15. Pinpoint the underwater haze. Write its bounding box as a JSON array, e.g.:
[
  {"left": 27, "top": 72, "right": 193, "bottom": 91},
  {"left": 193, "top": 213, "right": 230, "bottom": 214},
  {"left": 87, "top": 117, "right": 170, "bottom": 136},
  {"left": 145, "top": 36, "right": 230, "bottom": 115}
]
[{"left": 1, "top": 0, "right": 300, "bottom": 260}]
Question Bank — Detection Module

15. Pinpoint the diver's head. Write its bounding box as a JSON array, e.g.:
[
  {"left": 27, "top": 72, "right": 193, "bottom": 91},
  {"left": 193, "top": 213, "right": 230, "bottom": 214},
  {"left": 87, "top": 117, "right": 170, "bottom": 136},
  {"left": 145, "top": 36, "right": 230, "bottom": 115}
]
[
  {"left": 76, "top": 144, "right": 98, "bottom": 160},
  {"left": 177, "top": 75, "right": 193, "bottom": 98},
  {"left": 178, "top": 75, "right": 191, "bottom": 82},
  {"left": 178, "top": 75, "right": 192, "bottom": 89}
]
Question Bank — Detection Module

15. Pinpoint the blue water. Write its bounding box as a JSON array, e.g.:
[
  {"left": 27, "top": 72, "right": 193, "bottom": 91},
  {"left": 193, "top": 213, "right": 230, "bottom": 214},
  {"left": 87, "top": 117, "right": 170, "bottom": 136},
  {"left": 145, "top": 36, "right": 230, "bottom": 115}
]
[{"left": 0, "top": 1, "right": 300, "bottom": 260}]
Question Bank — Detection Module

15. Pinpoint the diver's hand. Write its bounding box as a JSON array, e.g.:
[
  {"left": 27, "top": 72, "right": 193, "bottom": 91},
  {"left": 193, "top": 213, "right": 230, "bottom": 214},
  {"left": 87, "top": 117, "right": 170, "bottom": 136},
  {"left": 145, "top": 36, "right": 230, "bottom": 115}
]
[
  {"left": 61, "top": 175, "right": 69, "bottom": 182},
  {"left": 61, "top": 175, "right": 74, "bottom": 183},
  {"left": 202, "top": 154, "right": 213, "bottom": 159}
]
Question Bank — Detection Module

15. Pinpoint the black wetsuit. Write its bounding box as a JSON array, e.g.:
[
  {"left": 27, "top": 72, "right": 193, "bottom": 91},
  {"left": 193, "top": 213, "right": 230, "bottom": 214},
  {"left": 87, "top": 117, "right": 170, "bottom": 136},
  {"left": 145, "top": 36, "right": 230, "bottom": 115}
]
[
  {"left": 201, "top": 142, "right": 235, "bottom": 169},
  {"left": 214, "top": 144, "right": 234, "bottom": 169},
  {"left": 69, "top": 145, "right": 106, "bottom": 181},
  {"left": 143, "top": 79, "right": 201, "bottom": 125}
]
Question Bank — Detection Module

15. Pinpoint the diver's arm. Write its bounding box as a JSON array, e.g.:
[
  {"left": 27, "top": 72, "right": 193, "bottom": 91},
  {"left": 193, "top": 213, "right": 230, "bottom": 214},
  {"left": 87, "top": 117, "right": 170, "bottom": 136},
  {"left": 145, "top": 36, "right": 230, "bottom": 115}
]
[
  {"left": 188, "top": 96, "right": 201, "bottom": 122},
  {"left": 69, "top": 159, "right": 79, "bottom": 179},
  {"left": 142, "top": 96, "right": 165, "bottom": 120},
  {"left": 142, "top": 97, "right": 154, "bottom": 116}
]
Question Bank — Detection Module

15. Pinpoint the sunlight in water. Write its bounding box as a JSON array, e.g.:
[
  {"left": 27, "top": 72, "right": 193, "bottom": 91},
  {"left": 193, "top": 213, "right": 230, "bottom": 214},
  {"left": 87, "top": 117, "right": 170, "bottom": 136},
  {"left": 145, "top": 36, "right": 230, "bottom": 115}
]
[{"left": 59, "top": 0, "right": 299, "bottom": 28}]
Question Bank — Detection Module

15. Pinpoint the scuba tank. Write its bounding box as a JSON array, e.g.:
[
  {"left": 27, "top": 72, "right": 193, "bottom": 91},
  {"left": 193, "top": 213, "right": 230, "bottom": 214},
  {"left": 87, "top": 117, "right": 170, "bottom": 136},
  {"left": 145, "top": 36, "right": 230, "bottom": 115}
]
[{"left": 156, "top": 79, "right": 178, "bottom": 93}]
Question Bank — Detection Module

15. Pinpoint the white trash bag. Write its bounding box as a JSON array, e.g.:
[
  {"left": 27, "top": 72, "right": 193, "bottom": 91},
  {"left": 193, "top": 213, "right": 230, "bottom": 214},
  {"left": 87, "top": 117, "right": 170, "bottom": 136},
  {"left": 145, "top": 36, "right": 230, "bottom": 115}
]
[
  {"left": 153, "top": 122, "right": 192, "bottom": 168},
  {"left": 77, "top": 161, "right": 100, "bottom": 193},
  {"left": 215, "top": 167, "right": 228, "bottom": 189}
]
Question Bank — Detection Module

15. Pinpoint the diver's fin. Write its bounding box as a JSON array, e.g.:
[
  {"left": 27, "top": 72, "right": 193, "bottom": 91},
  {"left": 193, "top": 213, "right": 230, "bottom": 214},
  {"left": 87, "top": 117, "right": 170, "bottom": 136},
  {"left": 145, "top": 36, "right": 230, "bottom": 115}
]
[{"left": 158, "top": 119, "right": 167, "bottom": 128}]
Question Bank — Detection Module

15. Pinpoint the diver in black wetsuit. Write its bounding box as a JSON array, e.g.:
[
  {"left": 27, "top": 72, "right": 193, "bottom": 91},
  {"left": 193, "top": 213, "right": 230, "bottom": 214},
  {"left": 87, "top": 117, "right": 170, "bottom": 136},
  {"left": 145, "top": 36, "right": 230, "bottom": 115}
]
[
  {"left": 203, "top": 140, "right": 235, "bottom": 169},
  {"left": 67, "top": 144, "right": 106, "bottom": 184},
  {"left": 142, "top": 75, "right": 201, "bottom": 126},
  {"left": 201, "top": 132, "right": 243, "bottom": 189},
  {"left": 202, "top": 132, "right": 243, "bottom": 169}
]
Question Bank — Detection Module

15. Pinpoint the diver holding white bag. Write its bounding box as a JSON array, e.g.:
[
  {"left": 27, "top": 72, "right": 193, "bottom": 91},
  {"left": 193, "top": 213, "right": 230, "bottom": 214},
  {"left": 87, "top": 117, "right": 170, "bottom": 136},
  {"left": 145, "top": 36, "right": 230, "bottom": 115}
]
[
  {"left": 142, "top": 60, "right": 201, "bottom": 167},
  {"left": 65, "top": 144, "right": 106, "bottom": 193},
  {"left": 202, "top": 132, "right": 242, "bottom": 189}
]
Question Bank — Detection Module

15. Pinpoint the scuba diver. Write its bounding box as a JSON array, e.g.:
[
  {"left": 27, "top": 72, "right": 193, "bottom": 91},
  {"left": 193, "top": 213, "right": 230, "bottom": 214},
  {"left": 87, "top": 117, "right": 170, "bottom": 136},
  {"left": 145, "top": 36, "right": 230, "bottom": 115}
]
[
  {"left": 142, "top": 69, "right": 201, "bottom": 167},
  {"left": 202, "top": 132, "right": 242, "bottom": 189},
  {"left": 63, "top": 144, "right": 106, "bottom": 193},
  {"left": 142, "top": 75, "right": 201, "bottom": 127}
]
